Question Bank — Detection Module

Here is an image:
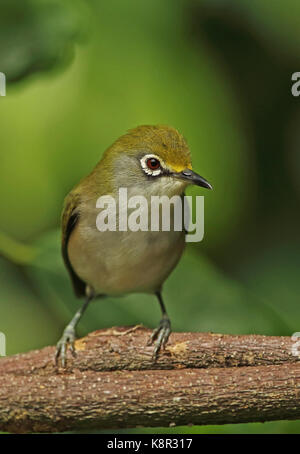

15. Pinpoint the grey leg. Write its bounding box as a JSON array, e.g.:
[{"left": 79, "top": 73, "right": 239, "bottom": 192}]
[
  {"left": 55, "top": 294, "right": 93, "bottom": 367},
  {"left": 148, "top": 291, "right": 171, "bottom": 359}
]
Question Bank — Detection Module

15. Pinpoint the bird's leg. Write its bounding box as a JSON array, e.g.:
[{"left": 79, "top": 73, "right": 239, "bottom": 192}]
[
  {"left": 148, "top": 291, "right": 171, "bottom": 359},
  {"left": 55, "top": 293, "right": 93, "bottom": 367}
]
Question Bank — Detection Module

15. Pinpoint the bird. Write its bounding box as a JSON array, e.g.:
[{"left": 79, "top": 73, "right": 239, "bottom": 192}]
[{"left": 55, "top": 125, "right": 212, "bottom": 366}]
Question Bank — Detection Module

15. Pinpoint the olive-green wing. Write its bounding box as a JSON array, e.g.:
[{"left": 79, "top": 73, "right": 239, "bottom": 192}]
[{"left": 61, "top": 191, "right": 86, "bottom": 298}]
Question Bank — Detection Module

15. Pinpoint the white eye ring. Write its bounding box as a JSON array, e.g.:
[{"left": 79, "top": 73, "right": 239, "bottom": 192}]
[{"left": 140, "top": 154, "right": 163, "bottom": 176}]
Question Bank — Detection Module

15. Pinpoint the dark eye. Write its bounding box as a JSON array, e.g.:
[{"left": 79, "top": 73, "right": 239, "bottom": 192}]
[{"left": 147, "top": 157, "right": 160, "bottom": 170}]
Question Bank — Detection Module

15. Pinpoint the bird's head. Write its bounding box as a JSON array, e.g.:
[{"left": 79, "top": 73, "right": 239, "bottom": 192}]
[{"left": 100, "top": 125, "right": 212, "bottom": 196}]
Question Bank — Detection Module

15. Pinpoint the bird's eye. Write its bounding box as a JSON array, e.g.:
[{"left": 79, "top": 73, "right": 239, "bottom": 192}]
[{"left": 146, "top": 158, "right": 160, "bottom": 170}]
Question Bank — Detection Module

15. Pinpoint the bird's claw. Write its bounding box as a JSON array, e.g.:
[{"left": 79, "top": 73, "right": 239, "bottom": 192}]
[
  {"left": 55, "top": 327, "right": 77, "bottom": 368},
  {"left": 148, "top": 317, "right": 171, "bottom": 360}
]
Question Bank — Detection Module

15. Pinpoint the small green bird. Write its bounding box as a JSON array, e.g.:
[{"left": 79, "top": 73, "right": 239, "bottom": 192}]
[{"left": 56, "top": 125, "right": 212, "bottom": 366}]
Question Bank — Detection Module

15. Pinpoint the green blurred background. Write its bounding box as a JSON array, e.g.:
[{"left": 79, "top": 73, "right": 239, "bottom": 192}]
[{"left": 0, "top": 0, "right": 300, "bottom": 434}]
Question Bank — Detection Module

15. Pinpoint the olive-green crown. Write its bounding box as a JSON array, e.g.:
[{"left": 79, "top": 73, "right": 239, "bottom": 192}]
[{"left": 103, "top": 125, "right": 192, "bottom": 172}]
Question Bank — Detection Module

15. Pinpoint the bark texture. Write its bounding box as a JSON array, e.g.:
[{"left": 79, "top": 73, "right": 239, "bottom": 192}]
[{"left": 0, "top": 326, "right": 299, "bottom": 433}]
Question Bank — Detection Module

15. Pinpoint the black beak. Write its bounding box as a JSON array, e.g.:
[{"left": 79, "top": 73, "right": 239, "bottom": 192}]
[{"left": 175, "top": 169, "right": 213, "bottom": 190}]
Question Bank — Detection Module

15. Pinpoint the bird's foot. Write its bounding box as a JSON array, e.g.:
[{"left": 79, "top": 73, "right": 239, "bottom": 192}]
[
  {"left": 55, "top": 326, "right": 77, "bottom": 368},
  {"left": 147, "top": 316, "right": 171, "bottom": 360}
]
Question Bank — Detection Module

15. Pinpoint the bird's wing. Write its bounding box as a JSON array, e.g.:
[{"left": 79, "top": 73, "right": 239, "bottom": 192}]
[{"left": 61, "top": 190, "right": 86, "bottom": 298}]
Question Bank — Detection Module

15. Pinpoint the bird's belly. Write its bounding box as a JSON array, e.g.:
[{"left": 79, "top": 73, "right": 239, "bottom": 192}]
[{"left": 68, "top": 226, "right": 185, "bottom": 295}]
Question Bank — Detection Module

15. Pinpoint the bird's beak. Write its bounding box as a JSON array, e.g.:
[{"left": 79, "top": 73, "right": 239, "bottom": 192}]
[{"left": 174, "top": 169, "right": 213, "bottom": 190}]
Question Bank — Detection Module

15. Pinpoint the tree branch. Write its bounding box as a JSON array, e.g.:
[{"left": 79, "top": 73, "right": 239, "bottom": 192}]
[{"left": 0, "top": 326, "right": 299, "bottom": 433}]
